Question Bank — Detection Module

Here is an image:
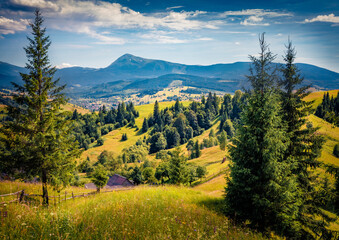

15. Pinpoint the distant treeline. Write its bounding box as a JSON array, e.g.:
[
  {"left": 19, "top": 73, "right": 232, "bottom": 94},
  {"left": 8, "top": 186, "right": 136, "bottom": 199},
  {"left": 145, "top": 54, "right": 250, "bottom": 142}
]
[{"left": 315, "top": 92, "right": 339, "bottom": 126}]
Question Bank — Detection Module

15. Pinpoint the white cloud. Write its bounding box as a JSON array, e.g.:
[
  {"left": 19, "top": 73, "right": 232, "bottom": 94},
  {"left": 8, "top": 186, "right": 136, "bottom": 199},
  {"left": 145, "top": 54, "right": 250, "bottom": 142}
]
[
  {"left": 8, "top": 0, "right": 219, "bottom": 43},
  {"left": 140, "top": 32, "right": 188, "bottom": 44},
  {"left": 196, "top": 37, "right": 213, "bottom": 41},
  {"left": 0, "top": 16, "right": 29, "bottom": 35},
  {"left": 235, "top": 42, "right": 240, "bottom": 45},
  {"left": 56, "top": 63, "right": 79, "bottom": 69},
  {"left": 241, "top": 16, "right": 269, "bottom": 26},
  {"left": 220, "top": 9, "right": 291, "bottom": 26},
  {"left": 11, "top": 0, "right": 59, "bottom": 10},
  {"left": 139, "top": 31, "right": 213, "bottom": 44},
  {"left": 166, "top": 6, "right": 184, "bottom": 11},
  {"left": 221, "top": 9, "right": 292, "bottom": 18},
  {"left": 304, "top": 13, "right": 339, "bottom": 25}
]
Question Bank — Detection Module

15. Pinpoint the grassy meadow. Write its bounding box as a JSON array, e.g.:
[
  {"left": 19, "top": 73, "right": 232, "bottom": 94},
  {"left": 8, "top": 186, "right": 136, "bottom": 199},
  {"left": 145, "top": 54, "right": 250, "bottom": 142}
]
[{"left": 0, "top": 184, "right": 267, "bottom": 240}]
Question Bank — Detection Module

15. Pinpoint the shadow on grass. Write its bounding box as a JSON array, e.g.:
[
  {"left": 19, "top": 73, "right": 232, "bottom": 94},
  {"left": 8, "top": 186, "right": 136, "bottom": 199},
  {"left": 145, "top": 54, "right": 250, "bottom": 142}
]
[{"left": 196, "top": 197, "right": 226, "bottom": 216}]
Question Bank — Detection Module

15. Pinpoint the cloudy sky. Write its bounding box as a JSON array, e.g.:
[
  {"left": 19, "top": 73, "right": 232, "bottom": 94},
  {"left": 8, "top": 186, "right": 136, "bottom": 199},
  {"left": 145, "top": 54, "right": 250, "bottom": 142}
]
[{"left": 0, "top": 0, "right": 338, "bottom": 72}]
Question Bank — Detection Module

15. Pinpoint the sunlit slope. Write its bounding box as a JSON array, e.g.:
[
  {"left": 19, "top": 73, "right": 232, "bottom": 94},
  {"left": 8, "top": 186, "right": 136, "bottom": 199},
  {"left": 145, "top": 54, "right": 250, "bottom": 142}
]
[
  {"left": 62, "top": 103, "right": 91, "bottom": 114},
  {"left": 304, "top": 89, "right": 338, "bottom": 109},
  {"left": 81, "top": 101, "right": 190, "bottom": 161},
  {"left": 307, "top": 114, "right": 339, "bottom": 166},
  {"left": 194, "top": 174, "right": 226, "bottom": 198}
]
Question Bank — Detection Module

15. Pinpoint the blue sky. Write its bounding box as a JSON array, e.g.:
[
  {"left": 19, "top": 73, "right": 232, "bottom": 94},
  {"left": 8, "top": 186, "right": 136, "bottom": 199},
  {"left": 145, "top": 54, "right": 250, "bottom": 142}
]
[{"left": 0, "top": 0, "right": 338, "bottom": 72}]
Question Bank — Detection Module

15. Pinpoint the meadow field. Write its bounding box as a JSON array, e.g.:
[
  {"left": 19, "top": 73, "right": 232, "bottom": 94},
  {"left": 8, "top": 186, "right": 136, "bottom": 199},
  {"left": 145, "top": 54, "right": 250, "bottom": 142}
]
[{"left": 0, "top": 183, "right": 267, "bottom": 240}]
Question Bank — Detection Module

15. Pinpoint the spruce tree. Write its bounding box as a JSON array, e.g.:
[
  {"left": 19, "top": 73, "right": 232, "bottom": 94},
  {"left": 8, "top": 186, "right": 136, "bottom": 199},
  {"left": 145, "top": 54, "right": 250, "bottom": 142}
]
[
  {"left": 153, "top": 100, "right": 160, "bottom": 123},
  {"left": 219, "top": 130, "right": 227, "bottom": 151},
  {"left": 280, "top": 39, "right": 329, "bottom": 238},
  {"left": 194, "top": 140, "right": 201, "bottom": 158},
  {"left": 142, "top": 118, "right": 148, "bottom": 133},
  {"left": 0, "top": 9, "right": 80, "bottom": 205},
  {"left": 225, "top": 33, "right": 298, "bottom": 235}
]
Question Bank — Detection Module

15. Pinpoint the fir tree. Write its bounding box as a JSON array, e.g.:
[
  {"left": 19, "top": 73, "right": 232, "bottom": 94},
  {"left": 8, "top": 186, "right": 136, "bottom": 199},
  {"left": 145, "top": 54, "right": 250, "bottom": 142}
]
[
  {"left": 225, "top": 33, "right": 298, "bottom": 235},
  {"left": 219, "top": 131, "right": 227, "bottom": 151},
  {"left": 280, "top": 39, "right": 330, "bottom": 238},
  {"left": 193, "top": 140, "right": 201, "bottom": 158},
  {"left": 0, "top": 9, "right": 80, "bottom": 205},
  {"left": 169, "top": 148, "right": 188, "bottom": 185},
  {"left": 142, "top": 118, "right": 149, "bottom": 133},
  {"left": 153, "top": 100, "right": 160, "bottom": 124}
]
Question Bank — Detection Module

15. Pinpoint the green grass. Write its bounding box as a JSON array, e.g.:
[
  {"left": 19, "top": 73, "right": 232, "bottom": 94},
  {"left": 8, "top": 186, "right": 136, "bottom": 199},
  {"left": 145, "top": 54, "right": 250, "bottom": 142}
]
[
  {"left": 0, "top": 184, "right": 267, "bottom": 240},
  {"left": 307, "top": 114, "right": 339, "bottom": 166},
  {"left": 194, "top": 174, "right": 226, "bottom": 198}
]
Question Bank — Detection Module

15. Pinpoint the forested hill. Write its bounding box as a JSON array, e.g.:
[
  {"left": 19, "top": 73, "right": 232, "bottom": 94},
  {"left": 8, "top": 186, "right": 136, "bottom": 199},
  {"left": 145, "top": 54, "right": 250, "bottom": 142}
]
[{"left": 0, "top": 54, "right": 338, "bottom": 93}]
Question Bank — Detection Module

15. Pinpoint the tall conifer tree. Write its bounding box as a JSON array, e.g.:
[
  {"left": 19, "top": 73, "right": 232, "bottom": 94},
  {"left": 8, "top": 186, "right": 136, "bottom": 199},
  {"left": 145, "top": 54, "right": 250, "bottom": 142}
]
[
  {"left": 280, "top": 39, "right": 329, "bottom": 238},
  {"left": 225, "top": 33, "right": 298, "bottom": 235},
  {"left": 0, "top": 9, "right": 80, "bottom": 205}
]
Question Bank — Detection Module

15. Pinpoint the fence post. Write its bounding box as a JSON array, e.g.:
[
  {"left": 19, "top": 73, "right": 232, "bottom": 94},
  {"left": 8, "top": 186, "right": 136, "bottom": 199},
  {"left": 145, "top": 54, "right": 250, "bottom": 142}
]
[
  {"left": 65, "top": 191, "right": 67, "bottom": 201},
  {"left": 72, "top": 192, "right": 74, "bottom": 201},
  {"left": 19, "top": 190, "right": 25, "bottom": 203},
  {"left": 59, "top": 194, "right": 60, "bottom": 204},
  {"left": 54, "top": 195, "right": 56, "bottom": 206}
]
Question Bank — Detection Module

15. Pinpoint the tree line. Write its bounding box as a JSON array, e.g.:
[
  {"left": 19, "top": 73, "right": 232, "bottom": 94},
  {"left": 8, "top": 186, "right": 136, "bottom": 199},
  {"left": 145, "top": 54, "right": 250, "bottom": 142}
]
[{"left": 315, "top": 91, "right": 339, "bottom": 126}]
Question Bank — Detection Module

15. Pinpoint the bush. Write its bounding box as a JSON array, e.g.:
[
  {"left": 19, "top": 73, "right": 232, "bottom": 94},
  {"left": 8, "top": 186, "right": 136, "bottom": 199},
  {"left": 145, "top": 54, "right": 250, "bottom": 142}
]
[
  {"left": 334, "top": 143, "right": 339, "bottom": 158},
  {"left": 97, "top": 138, "right": 104, "bottom": 146}
]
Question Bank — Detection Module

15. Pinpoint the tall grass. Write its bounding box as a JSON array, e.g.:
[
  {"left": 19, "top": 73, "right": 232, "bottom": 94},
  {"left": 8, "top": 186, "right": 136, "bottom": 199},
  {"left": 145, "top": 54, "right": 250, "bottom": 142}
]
[{"left": 0, "top": 185, "right": 267, "bottom": 240}]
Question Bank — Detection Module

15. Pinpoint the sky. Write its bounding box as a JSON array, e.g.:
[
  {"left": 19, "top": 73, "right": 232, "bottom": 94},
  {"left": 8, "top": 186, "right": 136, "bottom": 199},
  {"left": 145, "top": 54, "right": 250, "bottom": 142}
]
[{"left": 0, "top": 0, "right": 338, "bottom": 72}]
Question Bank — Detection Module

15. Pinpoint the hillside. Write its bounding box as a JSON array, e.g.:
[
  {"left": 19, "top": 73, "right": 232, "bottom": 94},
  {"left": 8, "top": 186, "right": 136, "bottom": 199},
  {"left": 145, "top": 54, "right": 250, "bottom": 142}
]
[
  {"left": 80, "top": 90, "right": 338, "bottom": 192},
  {"left": 1, "top": 54, "right": 338, "bottom": 95},
  {"left": 1, "top": 90, "right": 338, "bottom": 239}
]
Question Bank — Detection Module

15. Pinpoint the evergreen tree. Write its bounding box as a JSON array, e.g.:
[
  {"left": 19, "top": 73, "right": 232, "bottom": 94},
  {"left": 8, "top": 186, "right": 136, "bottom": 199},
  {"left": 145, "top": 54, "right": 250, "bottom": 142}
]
[
  {"left": 280, "top": 39, "right": 330, "bottom": 238},
  {"left": 192, "top": 140, "right": 201, "bottom": 159},
  {"left": 153, "top": 100, "right": 160, "bottom": 124},
  {"left": 201, "top": 95, "right": 206, "bottom": 105},
  {"left": 0, "top": 9, "right": 80, "bottom": 205},
  {"left": 169, "top": 148, "right": 188, "bottom": 185},
  {"left": 142, "top": 118, "right": 148, "bottom": 133},
  {"left": 334, "top": 143, "right": 339, "bottom": 158},
  {"left": 174, "top": 98, "right": 181, "bottom": 113},
  {"left": 225, "top": 33, "right": 298, "bottom": 235},
  {"left": 219, "top": 130, "right": 227, "bottom": 151}
]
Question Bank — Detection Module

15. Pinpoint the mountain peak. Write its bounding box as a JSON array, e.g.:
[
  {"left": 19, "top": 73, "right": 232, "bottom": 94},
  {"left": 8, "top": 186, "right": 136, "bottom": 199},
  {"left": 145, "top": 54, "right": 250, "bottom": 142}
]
[{"left": 112, "top": 53, "right": 145, "bottom": 64}]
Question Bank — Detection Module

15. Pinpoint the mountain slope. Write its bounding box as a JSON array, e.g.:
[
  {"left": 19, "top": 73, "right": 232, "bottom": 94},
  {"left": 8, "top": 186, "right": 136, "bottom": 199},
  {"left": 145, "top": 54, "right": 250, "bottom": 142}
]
[{"left": 0, "top": 54, "right": 338, "bottom": 92}]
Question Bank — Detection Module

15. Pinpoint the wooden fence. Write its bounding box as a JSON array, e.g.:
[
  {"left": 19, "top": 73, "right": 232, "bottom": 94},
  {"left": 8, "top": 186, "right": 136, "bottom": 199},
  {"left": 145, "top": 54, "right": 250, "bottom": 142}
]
[{"left": 0, "top": 187, "right": 134, "bottom": 206}]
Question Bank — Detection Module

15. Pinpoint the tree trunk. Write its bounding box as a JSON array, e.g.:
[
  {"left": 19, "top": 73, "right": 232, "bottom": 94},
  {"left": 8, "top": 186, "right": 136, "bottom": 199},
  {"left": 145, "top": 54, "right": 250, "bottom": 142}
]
[{"left": 42, "top": 169, "right": 49, "bottom": 205}]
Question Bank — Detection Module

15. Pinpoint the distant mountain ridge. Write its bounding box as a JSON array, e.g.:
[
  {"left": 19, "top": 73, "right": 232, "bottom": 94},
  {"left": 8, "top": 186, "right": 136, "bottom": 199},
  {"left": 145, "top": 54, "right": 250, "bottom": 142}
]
[{"left": 0, "top": 54, "right": 338, "bottom": 95}]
